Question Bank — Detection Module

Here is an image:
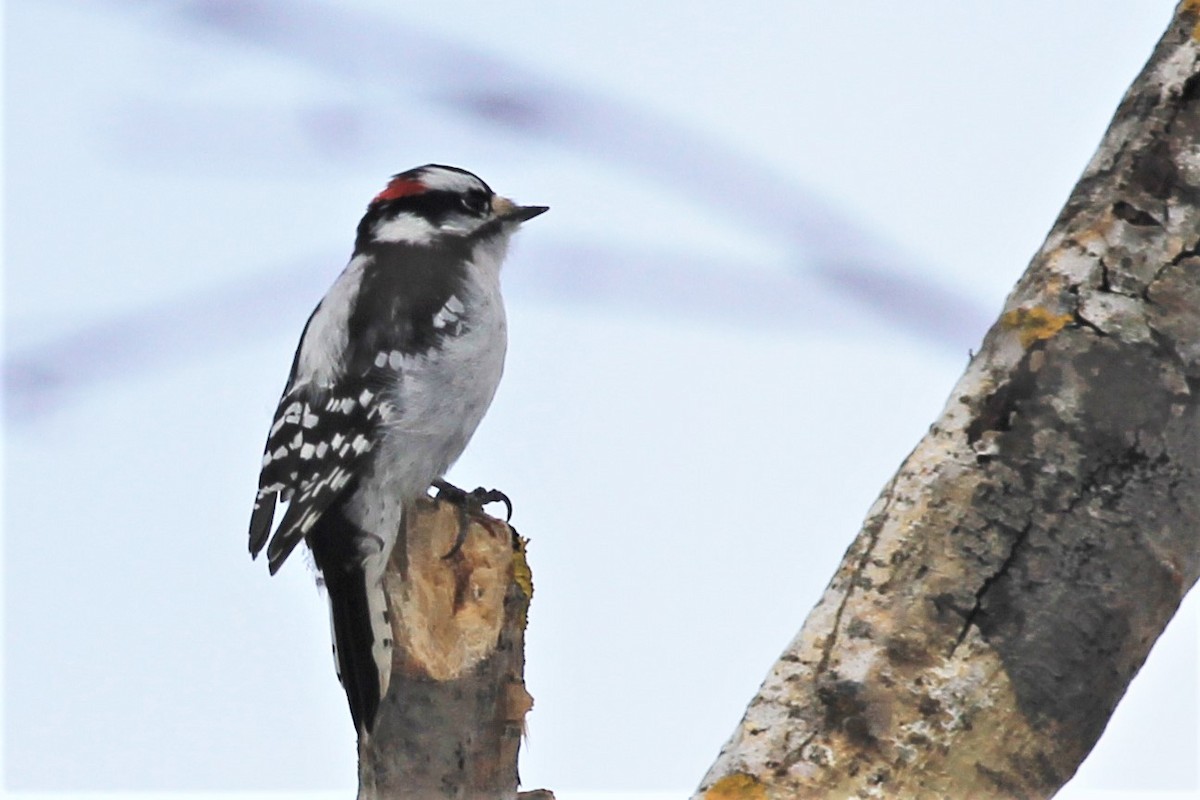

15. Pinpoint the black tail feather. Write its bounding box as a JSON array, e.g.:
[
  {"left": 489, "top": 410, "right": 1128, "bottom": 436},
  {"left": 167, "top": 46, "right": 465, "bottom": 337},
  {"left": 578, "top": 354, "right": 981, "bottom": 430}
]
[
  {"left": 309, "top": 511, "right": 382, "bottom": 734},
  {"left": 248, "top": 493, "right": 276, "bottom": 557}
]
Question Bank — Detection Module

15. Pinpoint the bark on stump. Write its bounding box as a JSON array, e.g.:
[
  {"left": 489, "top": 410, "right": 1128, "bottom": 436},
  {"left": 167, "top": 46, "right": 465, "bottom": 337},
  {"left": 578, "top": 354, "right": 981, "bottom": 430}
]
[
  {"left": 698, "top": 4, "right": 1200, "bottom": 798},
  {"left": 356, "top": 498, "right": 545, "bottom": 800}
]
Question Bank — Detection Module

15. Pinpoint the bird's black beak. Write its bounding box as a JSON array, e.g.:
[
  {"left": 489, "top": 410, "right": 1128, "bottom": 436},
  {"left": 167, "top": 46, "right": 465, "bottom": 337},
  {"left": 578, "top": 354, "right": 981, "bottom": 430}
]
[{"left": 493, "top": 196, "right": 549, "bottom": 223}]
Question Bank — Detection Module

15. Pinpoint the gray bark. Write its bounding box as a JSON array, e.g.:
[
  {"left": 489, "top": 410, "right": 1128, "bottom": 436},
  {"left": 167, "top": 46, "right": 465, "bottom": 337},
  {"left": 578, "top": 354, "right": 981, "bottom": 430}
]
[{"left": 697, "top": 4, "right": 1200, "bottom": 798}]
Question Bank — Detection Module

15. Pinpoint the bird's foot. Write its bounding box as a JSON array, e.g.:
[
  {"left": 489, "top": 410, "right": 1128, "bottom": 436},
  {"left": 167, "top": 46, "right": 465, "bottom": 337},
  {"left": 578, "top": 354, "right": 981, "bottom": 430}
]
[{"left": 432, "top": 479, "right": 513, "bottom": 558}]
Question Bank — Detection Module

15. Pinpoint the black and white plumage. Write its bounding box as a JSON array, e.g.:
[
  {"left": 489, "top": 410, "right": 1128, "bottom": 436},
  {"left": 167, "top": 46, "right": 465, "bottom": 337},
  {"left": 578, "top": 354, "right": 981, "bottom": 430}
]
[{"left": 248, "top": 164, "right": 546, "bottom": 734}]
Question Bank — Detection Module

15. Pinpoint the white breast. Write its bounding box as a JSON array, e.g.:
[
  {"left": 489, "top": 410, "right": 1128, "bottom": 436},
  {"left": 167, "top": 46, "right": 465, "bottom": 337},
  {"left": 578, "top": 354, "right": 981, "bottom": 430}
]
[{"left": 356, "top": 235, "right": 511, "bottom": 515}]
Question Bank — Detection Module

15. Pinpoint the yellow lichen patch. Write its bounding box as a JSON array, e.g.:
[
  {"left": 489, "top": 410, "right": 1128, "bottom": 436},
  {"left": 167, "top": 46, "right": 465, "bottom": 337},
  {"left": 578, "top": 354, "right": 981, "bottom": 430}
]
[
  {"left": 511, "top": 535, "right": 534, "bottom": 628},
  {"left": 1183, "top": 0, "right": 1200, "bottom": 40},
  {"left": 705, "top": 773, "right": 769, "bottom": 800},
  {"left": 1001, "top": 306, "right": 1073, "bottom": 348},
  {"left": 512, "top": 536, "right": 534, "bottom": 600}
]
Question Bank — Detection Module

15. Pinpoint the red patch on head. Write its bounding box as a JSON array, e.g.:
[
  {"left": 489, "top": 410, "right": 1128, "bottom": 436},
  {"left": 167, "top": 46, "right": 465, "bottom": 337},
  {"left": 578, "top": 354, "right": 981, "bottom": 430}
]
[{"left": 372, "top": 177, "right": 425, "bottom": 204}]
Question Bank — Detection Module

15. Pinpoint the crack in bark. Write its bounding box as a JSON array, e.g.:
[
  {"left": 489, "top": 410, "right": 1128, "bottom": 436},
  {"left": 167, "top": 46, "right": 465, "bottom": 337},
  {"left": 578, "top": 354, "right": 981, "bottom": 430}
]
[
  {"left": 779, "top": 729, "right": 821, "bottom": 778},
  {"left": 813, "top": 476, "right": 899, "bottom": 679},
  {"left": 1098, "top": 256, "right": 1113, "bottom": 293},
  {"left": 1086, "top": 256, "right": 1142, "bottom": 301},
  {"left": 1071, "top": 309, "right": 1109, "bottom": 338},
  {"left": 950, "top": 520, "right": 1033, "bottom": 656},
  {"left": 773, "top": 479, "right": 903, "bottom": 777},
  {"left": 1168, "top": 236, "right": 1200, "bottom": 266},
  {"left": 1147, "top": 236, "right": 1200, "bottom": 305},
  {"left": 1068, "top": 281, "right": 1111, "bottom": 336}
]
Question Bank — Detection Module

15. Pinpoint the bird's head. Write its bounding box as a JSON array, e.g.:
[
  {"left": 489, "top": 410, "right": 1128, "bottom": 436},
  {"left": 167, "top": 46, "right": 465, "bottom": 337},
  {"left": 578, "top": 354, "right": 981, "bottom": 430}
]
[{"left": 358, "top": 164, "right": 547, "bottom": 247}]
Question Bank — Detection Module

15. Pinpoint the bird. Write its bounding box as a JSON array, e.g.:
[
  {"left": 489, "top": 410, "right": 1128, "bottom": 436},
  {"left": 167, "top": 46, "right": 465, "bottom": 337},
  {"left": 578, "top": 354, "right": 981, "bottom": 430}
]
[{"left": 248, "top": 164, "right": 546, "bottom": 735}]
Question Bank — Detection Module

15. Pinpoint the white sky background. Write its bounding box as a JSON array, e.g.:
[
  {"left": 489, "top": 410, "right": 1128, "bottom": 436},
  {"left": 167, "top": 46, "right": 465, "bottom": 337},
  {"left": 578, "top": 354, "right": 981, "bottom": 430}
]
[{"left": 3, "top": 0, "right": 1197, "bottom": 796}]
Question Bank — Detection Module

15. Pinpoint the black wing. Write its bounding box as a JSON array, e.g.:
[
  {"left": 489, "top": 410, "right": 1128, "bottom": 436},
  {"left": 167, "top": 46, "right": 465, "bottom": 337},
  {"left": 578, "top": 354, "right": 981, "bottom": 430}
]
[{"left": 248, "top": 376, "right": 392, "bottom": 574}]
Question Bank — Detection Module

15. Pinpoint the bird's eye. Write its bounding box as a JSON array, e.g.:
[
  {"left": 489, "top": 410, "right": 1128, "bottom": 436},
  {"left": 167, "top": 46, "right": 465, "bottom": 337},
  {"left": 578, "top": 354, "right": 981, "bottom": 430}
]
[{"left": 460, "top": 192, "right": 489, "bottom": 216}]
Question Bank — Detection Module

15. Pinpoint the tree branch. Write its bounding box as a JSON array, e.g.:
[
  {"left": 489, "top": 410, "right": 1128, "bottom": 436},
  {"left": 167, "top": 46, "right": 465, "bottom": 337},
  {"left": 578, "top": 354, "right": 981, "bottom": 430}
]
[
  {"left": 697, "top": 4, "right": 1200, "bottom": 798},
  {"left": 357, "top": 499, "right": 542, "bottom": 800}
]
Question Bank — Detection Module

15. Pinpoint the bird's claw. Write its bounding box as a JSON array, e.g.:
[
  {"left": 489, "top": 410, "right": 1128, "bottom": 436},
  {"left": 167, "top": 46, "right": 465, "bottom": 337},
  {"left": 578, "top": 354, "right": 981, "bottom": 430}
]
[
  {"left": 472, "top": 487, "right": 513, "bottom": 522},
  {"left": 432, "top": 479, "right": 514, "bottom": 558}
]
